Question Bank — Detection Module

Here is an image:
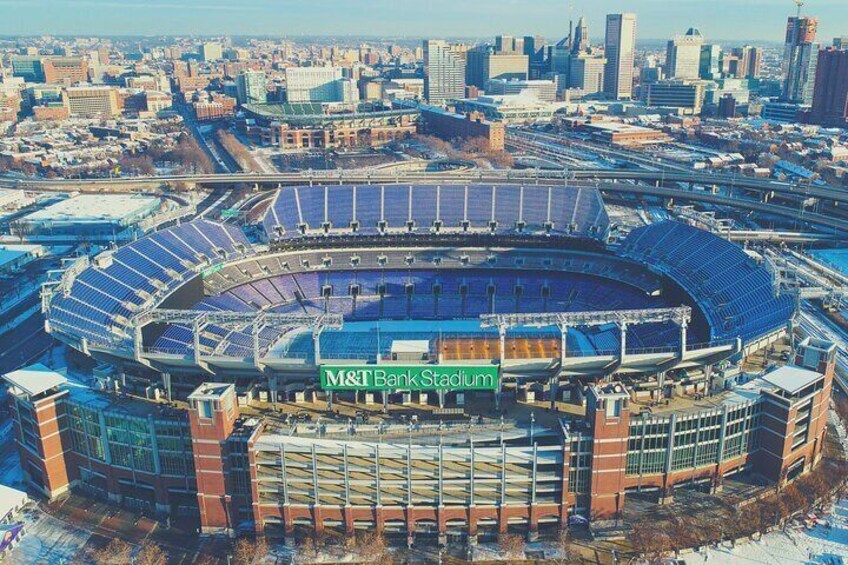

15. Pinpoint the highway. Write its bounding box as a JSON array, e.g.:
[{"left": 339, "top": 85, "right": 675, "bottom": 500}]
[
  {"left": 2, "top": 169, "right": 846, "bottom": 234},
  {"left": 2, "top": 166, "right": 847, "bottom": 207}
]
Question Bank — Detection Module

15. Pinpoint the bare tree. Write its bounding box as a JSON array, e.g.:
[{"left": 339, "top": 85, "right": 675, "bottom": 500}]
[
  {"left": 781, "top": 484, "right": 806, "bottom": 525},
  {"left": 551, "top": 528, "right": 581, "bottom": 564},
  {"left": 630, "top": 521, "right": 657, "bottom": 556},
  {"left": 90, "top": 538, "right": 134, "bottom": 564},
  {"left": 298, "top": 534, "right": 320, "bottom": 560},
  {"left": 216, "top": 130, "right": 262, "bottom": 173},
  {"left": 498, "top": 533, "right": 526, "bottom": 560},
  {"left": 135, "top": 541, "right": 168, "bottom": 565},
  {"left": 355, "top": 531, "right": 391, "bottom": 564},
  {"left": 231, "top": 536, "right": 270, "bottom": 565}
]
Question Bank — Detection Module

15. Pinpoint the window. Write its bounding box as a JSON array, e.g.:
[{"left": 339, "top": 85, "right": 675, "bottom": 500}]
[{"left": 199, "top": 400, "right": 213, "bottom": 419}]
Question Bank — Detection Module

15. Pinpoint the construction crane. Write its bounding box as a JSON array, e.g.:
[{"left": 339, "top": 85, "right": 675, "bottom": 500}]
[{"left": 793, "top": 0, "right": 805, "bottom": 17}]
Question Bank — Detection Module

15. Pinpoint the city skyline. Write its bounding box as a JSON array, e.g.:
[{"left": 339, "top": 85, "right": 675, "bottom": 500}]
[{"left": 0, "top": 0, "right": 845, "bottom": 42}]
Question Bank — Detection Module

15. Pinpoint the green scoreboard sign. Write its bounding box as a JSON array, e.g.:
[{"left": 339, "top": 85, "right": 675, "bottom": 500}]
[{"left": 319, "top": 365, "right": 499, "bottom": 391}]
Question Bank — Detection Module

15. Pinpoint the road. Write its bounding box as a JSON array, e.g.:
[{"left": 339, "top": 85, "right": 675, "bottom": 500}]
[
  {"left": 1, "top": 170, "right": 846, "bottom": 235},
  {"left": 1, "top": 167, "right": 846, "bottom": 206},
  {"left": 0, "top": 311, "right": 53, "bottom": 374}
]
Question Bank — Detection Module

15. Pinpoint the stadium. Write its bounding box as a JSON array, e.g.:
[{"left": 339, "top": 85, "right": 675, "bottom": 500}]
[
  {"left": 21, "top": 182, "right": 834, "bottom": 542},
  {"left": 242, "top": 102, "right": 420, "bottom": 150},
  {"left": 44, "top": 183, "right": 794, "bottom": 395}
]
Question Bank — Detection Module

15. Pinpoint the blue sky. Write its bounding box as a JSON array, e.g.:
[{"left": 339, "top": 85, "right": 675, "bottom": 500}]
[{"left": 0, "top": 0, "right": 844, "bottom": 41}]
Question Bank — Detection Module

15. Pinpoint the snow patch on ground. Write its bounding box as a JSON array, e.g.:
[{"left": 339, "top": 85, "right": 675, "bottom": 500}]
[{"left": 12, "top": 507, "right": 91, "bottom": 564}]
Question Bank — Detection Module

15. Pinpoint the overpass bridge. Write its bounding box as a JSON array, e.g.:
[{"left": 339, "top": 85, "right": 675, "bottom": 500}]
[
  {"left": 2, "top": 167, "right": 845, "bottom": 205},
  {"left": 723, "top": 230, "right": 841, "bottom": 243},
  {"left": 1, "top": 169, "right": 847, "bottom": 234}
]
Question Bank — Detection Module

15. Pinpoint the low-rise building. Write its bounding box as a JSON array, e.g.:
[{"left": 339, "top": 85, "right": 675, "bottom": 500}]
[
  {"left": 580, "top": 121, "right": 672, "bottom": 147},
  {"left": 0, "top": 244, "right": 45, "bottom": 276},
  {"left": 644, "top": 79, "right": 709, "bottom": 115},
  {"left": 66, "top": 86, "right": 120, "bottom": 118},
  {"left": 484, "top": 78, "right": 558, "bottom": 102},
  {"left": 14, "top": 194, "right": 162, "bottom": 242},
  {"left": 418, "top": 104, "right": 506, "bottom": 151},
  {"left": 455, "top": 92, "right": 567, "bottom": 124}
]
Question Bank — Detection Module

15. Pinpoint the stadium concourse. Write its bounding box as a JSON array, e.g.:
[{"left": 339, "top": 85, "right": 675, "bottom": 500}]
[{"left": 8, "top": 182, "right": 829, "bottom": 545}]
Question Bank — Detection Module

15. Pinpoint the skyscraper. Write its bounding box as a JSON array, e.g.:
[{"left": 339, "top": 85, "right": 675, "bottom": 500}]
[
  {"left": 665, "top": 28, "right": 704, "bottom": 80},
  {"left": 466, "top": 46, "right": 528, "bottom": 90},
  {"left": 604, "top": 13, "right": 637, "bottom": 100},
  {"left": 571, "top": 16, "right": 590, "bottom": 55},
  {"left": 746, "top": 47, "right": 762, "bottom": 79},
  {"left": 699, "top": 44, "right": 722, "bottom": 80},
  {"left": 423, "top": 40, "right": 467, "bottom": 105},
  {"left": 200, "top": 42, "right": 223, "bottom": 62},
  {"left": 567, "top": 17, "right": 606, "bottom": 96},
  {"left": 783, "top": 16, "right": 820, "bottom": 104},
  {"left": 549, "top": 21, "right": 573, "bottom": 91},
  {"left": 810, "top": 48, "right": 848, "bottom": 127},
  {"left": 523, "top": 35, "right": 548, "bottom": 79}
]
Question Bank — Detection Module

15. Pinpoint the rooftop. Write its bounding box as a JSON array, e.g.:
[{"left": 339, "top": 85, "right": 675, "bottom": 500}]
[
  {"left": 188, "top": 382, "right": 234, "bottom": 401},
  {"left": 585, "top": 122, "right": 660, "bottom": 134},
  {"left": 0, "top": 244, "right": 41, "bottom": 268},
  {"left": 2, "top": 364, "right": 68, "bottom": 398},
  {"left": 23, "top": 194, "right": 160, "bottom": 224},
  {"left": 761, "top": 365, "right": 823, "bottom": 395}
]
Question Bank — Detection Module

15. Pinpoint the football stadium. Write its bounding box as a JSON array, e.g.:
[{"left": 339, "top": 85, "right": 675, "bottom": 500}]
[
  {"left": 14, "top": 182, "right": 834, "bottom": 542},
  {"left": 43, "top": 183, "right": 794, "bottom": 388}
]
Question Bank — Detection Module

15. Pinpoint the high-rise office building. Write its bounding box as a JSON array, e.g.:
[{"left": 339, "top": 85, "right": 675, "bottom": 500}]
[
  {"left": 466, "top": 46, "right": 528, "bottom": 89},
  {"left": 665, "top": 28, "right": 704, "bottom": 80},
  {"left": 810, "top": 48, "right": 848, "bottom": 127},
  {"left": 569, "top": 54, "right": 607, "bottom": 95},
  {"left": 783, "top": 16, "right": 820, "bottom": 104},
  {"left": 11, "top": 56, "right": 44, "bottom": 82},
  {"left": 549, "top": 37, "right": 572, "bottom": 91},
  {"left": 699, "top": 44, "right": 722, "bottom": 80},
  {"left": 571, "top": 17, "right": 590, "bottom": 55},
  {"left": 495, "top": 35, "right": 524, "bottom": 54},
  {"left": 725, "top": 46, "right": 761, "bottom": 79},
  {"left": 423, "top": 40, "right": 467, "bottom": 105},
  {"left": 746, "top": 46, "right": 762, "bottom": 79},
  {"left": 523, "top": 35, "right": 547, "bottom": 79},
  {"left": 835, "top": 37, "right": 848, "bottom": 49},
  {"left": 567, "top": 17, "right": 606, "bottom": 95},
  {"left": 604, "top": 13, "right": 637, "bottom": 100},
  {"left": 200, "top": 42, "right": 223, "bottom": 62},
  {"left": 236, "top": 70, "right": 267, "bottom": 105},
  {"left": 42, "top": 57, "right": 88, "bottom": 85}
]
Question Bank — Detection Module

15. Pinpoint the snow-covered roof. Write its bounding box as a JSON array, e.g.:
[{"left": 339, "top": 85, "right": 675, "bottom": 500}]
[
  {"left": 0, "top": 484, "right": 27, "bottom": 520},
  {"left": 762, "top": 365, "right": 822, "bottom": 395},
  {"left": 2, "top": 364, "right": 68, "bottom": 398}
]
